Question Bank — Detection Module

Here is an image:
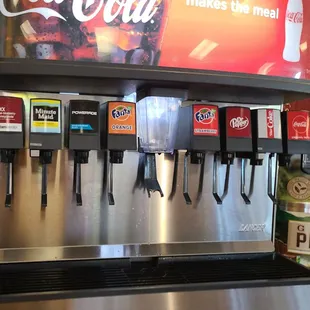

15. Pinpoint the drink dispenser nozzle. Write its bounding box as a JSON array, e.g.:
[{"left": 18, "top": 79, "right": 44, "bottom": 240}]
[
  {"left": 220, "top": 107, "right": 253, "bottom": 204},
  {"left": 182, "top": 104, "right": 220, "bottom": 205},
  {"left": 136, "top": 90, "right": 183, "bottom": 198},
  {"left": 0, "top": 97, "right": 25, "bottom": 208},
  {"left": 29, "top": 99, "right": 62, "bottom": 208},
  {"left": 280, "top": 110, "right": 310, "bottom": 174},
  {"left": 101, "top": 101, "right": 137, "bottom": 205},
  {"left": 68, "top": 100, "right": 100, "bottom": 206}
]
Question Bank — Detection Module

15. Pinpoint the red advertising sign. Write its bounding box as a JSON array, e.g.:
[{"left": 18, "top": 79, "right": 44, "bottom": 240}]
[
  {"left": 226, "top": 107, "right": 251, "bottom": 138},
  {"left": 0, "top": 97, "right": 23, "bottom": 132},
  {"left": 0, "top": 0, "right": 310, "bottom": 80},
  {"left": 287, "top": 110, "right": 310, "bottom": 140},
  {"left": 193, "top": 104, "right": 219, "bottom": 136}
]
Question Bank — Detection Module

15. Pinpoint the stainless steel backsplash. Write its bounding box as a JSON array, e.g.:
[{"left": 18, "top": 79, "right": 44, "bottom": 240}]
[{"left": 0, "top": 91, "right": 278, "bottom": 257}]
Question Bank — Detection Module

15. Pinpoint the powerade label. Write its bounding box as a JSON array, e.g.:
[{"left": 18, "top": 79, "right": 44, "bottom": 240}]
[
  {"left": 108, "top": 101, "right": 136, "bottom": 135},
  {"left": 70, "top": 101, "right": 99, "bottom": 134},
  {"left": 0, "top": 96, "right": 23, "bottom": 132},
  {"left": 193, "top": 104, "right": 219, "bottom": 136},
  {"left": 31, "top": 99, "right": 61, "bottom": 133}
]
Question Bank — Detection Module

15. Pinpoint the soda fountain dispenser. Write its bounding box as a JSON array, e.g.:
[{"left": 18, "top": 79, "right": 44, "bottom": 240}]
[
  {"left": 0, "top": 96, "right": 25, "bottom": 207},
  {"left": 137, "top": 92, "right": 181, "bottom": 198},
  {"left": 101, "top": 101, "right": 137, "bottom": 205},
  {"left": 29, "top": 98, "right": 62, "bottom": 208},
  {"left": 219, "top": 106, "right": 253, "bottom": 204},
  {"left": 182, "top": 104, "right": 220, "bottom": 205},
  {"left": 67, "top": 100, "right": 101, "bottom": 206},
  {"left": 280, "top": 110, "right": 310, "bottom": 170}
]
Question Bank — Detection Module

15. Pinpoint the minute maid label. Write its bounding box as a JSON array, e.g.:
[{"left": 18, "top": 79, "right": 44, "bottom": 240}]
[{"left": 31, "top": 99, "right": 61, "bottom": 133}]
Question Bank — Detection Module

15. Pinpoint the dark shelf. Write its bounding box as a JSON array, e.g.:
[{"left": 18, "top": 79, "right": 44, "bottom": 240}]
[
  {"left": 0, "top": 253, "right": 310, "bottom": 303},
  {"left": 1, "top": 58, "right": 310, "bottom": 103}
]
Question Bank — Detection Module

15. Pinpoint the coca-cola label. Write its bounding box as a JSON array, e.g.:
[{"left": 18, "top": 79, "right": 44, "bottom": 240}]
[
  {"left": 193, "top": 104, "right": 219, "bottom": 136},
  {"left": 257, "top": 109, "right": 281, "bottom": 139},
  {"left": 226, "top": 107, "right": 251, "bottom": 138},
  {"left": 0, "top": 0, "right": 159, "bottom": 24},
  {"left": 287, "top": 111, "right": 310, "bottom": 141},
  {"left": 286, "top": 11, "right": 303, "bottom": 23}
]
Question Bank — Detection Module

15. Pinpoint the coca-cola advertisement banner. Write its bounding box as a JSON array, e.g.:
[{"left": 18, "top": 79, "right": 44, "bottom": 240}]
[{"left": 0, "top": 0, "right": 309, "bottom": 80}]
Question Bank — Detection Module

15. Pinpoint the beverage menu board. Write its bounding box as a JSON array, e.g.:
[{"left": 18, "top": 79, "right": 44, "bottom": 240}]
[{"left": 0, "top": 0, "right": 309, "bottom": 80}]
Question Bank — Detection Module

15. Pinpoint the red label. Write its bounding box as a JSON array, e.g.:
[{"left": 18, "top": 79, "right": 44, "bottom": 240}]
[
  {"left": 266, "top": 109, "right": 275, "bottom": 138},
  {"left": 287, "top": 111, "right": 310, "bottom": 140},
  {"left": 0, "top": 97, "right": 23, "bottom": 132},
  {"left": 226, "top": 107, "right": 251, "bottom": 138},
  {"left": 193, "top": 105, "right": 219, "bottom": 136}
]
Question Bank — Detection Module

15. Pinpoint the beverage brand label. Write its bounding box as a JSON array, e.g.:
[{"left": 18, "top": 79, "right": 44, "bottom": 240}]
[
  {"left": 287, "top": 111, "right": 310, "bottom": 141},
  {"left": 286, "top": 11, "right": 303, "bottom": 23},
  {"left": 0, "top": 97, "right": 23, "bottom": 132},
  {"left": 193, "top": 104, "right": 219, "bottom": 136},
  {"left": 31, "top": 99, "right": 61, "bottom": 133},
  {"left": 0, "top": 0, "right": 159, "bottom": 23},
  {"left": 287, "top": 221, "right": 310, "bottom": 255},
  {"left": 257, "top": 109, "right": 281, "bottom": 139},
  {"left": 108, "top": 101, "right": 136, "bottom": 135},
  {"left": 226, "top": 107, "right": 251, "bottom": 138},
  {"left": 70, "top": 101, "right": 99, "bottom": 134}
]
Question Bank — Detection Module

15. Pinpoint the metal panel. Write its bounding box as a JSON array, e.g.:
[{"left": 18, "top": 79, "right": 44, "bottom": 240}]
[
  {"left": 0, "top": 286, "right": 310, "bottom": 310},
  {"left": 0, "top": 91, "right": 278, "bottom": 261}
]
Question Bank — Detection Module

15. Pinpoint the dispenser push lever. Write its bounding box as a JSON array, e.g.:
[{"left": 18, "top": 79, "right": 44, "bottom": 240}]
[
  {"left": 240, "top": 158, "right": 251, "bottom": 205},
  {"left": 212, "top": 152, "right": 230, "bottom": 205},
  {"left": 1, "top": 150, "right": 15, "bottom": 208},
  {"left": 267, "top": 153, "right": 276, "bottom": 203},
  {"left": 39, "top": 150, "right": 52, "bottom": 208},
  {"left": 74, "top": 150, "right": 89, "bottom": 206},
  {"left": 183, "top": 151, "right": 192, "bottom": 205},
  {"left": 108, "top": 162, "right": 115, "bottom": 205}
]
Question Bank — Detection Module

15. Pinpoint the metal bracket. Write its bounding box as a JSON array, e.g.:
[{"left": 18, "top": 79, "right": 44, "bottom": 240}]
[{"left": 212, "top": 153, "right": 230, "bottom": 205}]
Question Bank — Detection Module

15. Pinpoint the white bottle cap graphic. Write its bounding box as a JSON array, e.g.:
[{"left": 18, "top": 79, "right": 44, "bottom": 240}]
[{"left": 283, "top": 0, "right": 303, "bottom": 63}]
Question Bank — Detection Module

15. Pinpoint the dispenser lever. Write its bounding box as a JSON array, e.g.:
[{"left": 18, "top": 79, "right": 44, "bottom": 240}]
[
  {"left": 108, "top": 162, "right": 115, "bottom": 205},
  {"left": 39, "top": 150, "right": 52, "bottom": 208},
  {"left": 76, "top": 162, "right": 82, "bottom": 206},
  {"left": 1, "top": 150, "right": 15, "bottom": 208},
  {"left": 212, "top": 152, "right": 230, "bottom": 205},
  {"left": 240, "top": 158, "right": 251, "bottom": 205},
  {"left": 144, "top": 153, "right": 164, "bottom": 198},
  {"left": 183, "top": 151, "right": 192, "bottom": 205},
  {"left": 268, "top": 153, "right": 276, "bottom": 203}
]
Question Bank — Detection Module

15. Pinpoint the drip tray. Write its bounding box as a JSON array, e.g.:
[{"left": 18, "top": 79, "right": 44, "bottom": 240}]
[{"left": 0, "top": 254, "right": 310, "bottom": 303}]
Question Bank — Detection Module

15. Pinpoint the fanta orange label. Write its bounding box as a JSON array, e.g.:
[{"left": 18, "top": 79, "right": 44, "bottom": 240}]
[{"left": 108, "top": 101, "right": 136, "bottom": 135}]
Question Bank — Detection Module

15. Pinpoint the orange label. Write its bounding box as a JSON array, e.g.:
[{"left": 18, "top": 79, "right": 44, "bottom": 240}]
[{"left": 108, "top": 101, "right": 136, "bottom": 135}]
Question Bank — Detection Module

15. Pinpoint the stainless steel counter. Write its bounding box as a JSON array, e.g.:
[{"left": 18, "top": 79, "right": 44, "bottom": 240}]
[{"left": 1, "top": 286, "right": 309, "bottom": 310}]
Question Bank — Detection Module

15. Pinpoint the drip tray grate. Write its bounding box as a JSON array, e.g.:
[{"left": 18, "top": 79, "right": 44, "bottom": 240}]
[{"left": 0, "top": 254, "right": 310, "bottom": 302}]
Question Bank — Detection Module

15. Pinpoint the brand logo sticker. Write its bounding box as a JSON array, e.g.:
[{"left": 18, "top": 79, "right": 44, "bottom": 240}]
[
  {"left": 195, "top": 108, "right": 216, "bottom": 124},
  {"left": 229, "top": 116, "right": 249, "bottom": 130},
  {"left": 112, "top": 105, "right": 132, "bottom": 121}
]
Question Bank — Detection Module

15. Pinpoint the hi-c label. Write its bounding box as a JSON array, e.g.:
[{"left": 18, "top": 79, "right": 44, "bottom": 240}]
[{"left": 109, "top": 102, "right": 136, "bottom": 135}]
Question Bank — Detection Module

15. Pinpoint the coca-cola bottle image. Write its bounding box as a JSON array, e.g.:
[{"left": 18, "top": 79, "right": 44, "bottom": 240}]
[
  {"left": 283, "top": 0, "right": 304, "bottom": 62},
  {"left": 16, "top": 0, "right": 72, "bottom": 60}
]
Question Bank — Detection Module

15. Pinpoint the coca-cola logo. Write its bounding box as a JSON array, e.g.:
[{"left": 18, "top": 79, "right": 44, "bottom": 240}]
[
  {"left": 0, "top": 0, "right": 158, "bottom": 23},
  {"left": 195, "top": 108, "right": 216, "bottom": 124},
  {"left": 267, "top": 110, "right": 274, "bottom": 129},
  {"left": 286, "top": 11, "right": 303, "bottom": 23},
  {"left": 229, "top": 116, "right": 249, "bottom": 130},
  {"left": 292, "top": 115, "right": 308, "bottom": 133}
]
